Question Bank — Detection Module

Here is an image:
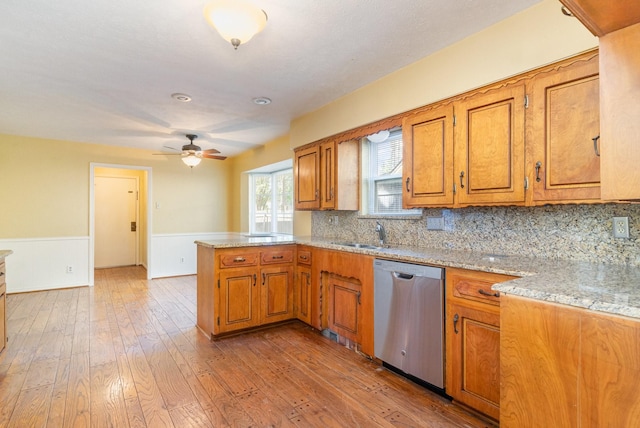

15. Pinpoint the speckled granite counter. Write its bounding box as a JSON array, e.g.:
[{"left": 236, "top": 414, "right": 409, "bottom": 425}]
[
  {"left": 195, "top": 236, "right": 640, "bottom": 320},
  {"left": 0, "top": 250, "right": 13, "bottom": 259}
]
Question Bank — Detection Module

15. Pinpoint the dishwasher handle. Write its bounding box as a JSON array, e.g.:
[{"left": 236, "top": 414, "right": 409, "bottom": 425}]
[{"left": 393, "top": 272, "right": 415, "bottom": 280}]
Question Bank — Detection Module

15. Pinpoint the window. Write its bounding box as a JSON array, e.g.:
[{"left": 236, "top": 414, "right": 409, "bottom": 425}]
[
  {"left": 363, "top": 128, "right": 415, "bottom": 215},
  {"left": 249, "top": 167, "right": 293, "bottom": 235}
]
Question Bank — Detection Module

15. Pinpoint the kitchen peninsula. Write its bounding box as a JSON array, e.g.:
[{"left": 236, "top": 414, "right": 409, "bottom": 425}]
[{"left": 195, "top": 235, "right": 640, "bottom": 425}]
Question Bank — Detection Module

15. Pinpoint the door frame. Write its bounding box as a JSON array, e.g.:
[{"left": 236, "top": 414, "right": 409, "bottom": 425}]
[{"left": 89, "top": 163, "right": 153, "bottom": 285}]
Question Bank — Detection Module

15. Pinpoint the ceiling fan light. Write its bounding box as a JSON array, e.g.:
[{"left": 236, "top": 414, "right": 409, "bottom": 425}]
[
  {"left": 182, "top": 154, "right": 202, "bottom": 168},
  {"left": 204, "top": 0, "right": 268, "bottom": 50},
  {"left": 367, "top": 130, "right": 390, "bottom": 143}
]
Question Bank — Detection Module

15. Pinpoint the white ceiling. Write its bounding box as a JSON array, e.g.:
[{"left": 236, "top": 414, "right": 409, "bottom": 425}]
[{"left": 0, "top": 0, "right": 541, "bottom": 157}]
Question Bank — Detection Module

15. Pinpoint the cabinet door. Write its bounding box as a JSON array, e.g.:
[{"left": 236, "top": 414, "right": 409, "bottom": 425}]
[
  {"left": 529, "top": 54, "right": 600, "bottom": 203},
  {"left": 447, "top": 303, "right": 500, "bottom": 421},
  {"left": 320, "top": 141, "right": 336, "bottom": 209},
  {"left": 294, "top": 145, "right": 320, "bottom": 209},
  {"left": 296, "top": 265, "right": 312, "bottom": 325},
  {"left": 402, "top": 105, "right": 454, "bottom": 207},
  {"left": 260, "top": 266, "right": 294, "bottom": 324},
  {"left": 327, "top": 273, "right": 361, "bottom": 343},
  {"left": 454, "top": 84, "right": 526, "bottom": 206},
  {"left": 500, "top": 295, "right": 580, "bottom": 428},
  {"left": 218, "top": 268, "right": 260, "bottom": 334},
  {"left": 600, "top": 23, "right": 640, "bottom": 201}
]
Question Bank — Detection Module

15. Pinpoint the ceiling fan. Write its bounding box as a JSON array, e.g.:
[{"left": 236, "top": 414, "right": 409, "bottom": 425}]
[{"left": 155, "top": 134, "right": 227, "bottom": 167}]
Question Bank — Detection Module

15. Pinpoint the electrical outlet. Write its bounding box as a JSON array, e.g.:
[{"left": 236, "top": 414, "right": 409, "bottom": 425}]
[
  {"left": 426, "top": 216, "right": 444, "bottom": 230},
  {"left": 613, "top": 217, "right": 630, "bottom": 239},
  {"left": 66, "top": 265, "right": 73, "bottom": 274}
]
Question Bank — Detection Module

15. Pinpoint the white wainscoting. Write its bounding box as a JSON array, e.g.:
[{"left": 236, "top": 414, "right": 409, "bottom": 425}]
[
  {"left": 0, "top": 237, "right": 90, "bottom": 293},
  {"left": 149, "top": 232, "right": 242, "bottom": 279},
  {"left": 0, "top": 232, "right": 242, "bottom": 293}
]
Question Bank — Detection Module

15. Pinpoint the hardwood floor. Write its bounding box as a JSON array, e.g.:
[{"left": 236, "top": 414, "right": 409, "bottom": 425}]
[{"left": 0, "top": 266, "right": 495, "bottom": 427}]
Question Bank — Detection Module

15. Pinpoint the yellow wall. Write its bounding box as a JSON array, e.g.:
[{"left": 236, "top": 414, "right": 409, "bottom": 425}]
[
  {"left": 228, "top": 135, "right": 311, "bottom": 236},
  {"left": 0, "top": 134, "right": 232, "bottom": 238},
  {"left": 290, "top": 0, "right": 598, "bottom": 148}
]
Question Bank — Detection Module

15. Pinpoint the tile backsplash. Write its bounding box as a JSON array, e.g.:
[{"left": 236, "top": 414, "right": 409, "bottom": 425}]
[{"left": 312, "top": 204, "right": 640, "bottom": 266}]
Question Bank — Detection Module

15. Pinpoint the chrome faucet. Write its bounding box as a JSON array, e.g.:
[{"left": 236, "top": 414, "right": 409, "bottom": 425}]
[{"left": 375, "top": 221, "right": 386, "bottom": 246}]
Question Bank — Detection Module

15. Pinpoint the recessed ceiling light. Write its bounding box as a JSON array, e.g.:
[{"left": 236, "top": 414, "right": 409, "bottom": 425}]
[
  {"left": 253, "top": 97, "right": 271, "bottom": 105},
  {"left": 171, "top": 93, "right": 192, "bottom": 102}
]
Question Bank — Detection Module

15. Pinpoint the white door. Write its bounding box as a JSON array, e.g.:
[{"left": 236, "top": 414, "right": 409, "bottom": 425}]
[{"left": 95, "top": 176, "right": 138, "bottom": 268}]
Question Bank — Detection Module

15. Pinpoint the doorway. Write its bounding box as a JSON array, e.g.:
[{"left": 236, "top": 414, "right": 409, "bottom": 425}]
[{"left": 90, "top": 163, "right": 152, "bottom": 285}]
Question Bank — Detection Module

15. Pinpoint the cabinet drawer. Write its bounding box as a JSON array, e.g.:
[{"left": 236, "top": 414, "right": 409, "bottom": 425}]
[
  {"left": 261, "top": 248, "right": 294, "bottom": 265},
  {"left": 297, "top": 250, "right": 312, "bottom": 265},
  {"left": 219, "top": 252, "right": 259, "bottom": 268},
  {"left": 448, "top": 269, "right": 518, "bottom": 306}
]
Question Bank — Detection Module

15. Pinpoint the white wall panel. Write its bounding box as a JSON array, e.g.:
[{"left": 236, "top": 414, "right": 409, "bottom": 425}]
[{"left": 0, "top": 237, "right": 90, "bottom": 293}]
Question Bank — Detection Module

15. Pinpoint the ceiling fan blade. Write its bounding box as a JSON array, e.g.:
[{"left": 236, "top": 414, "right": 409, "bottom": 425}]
[
  {"left": 163, "top": 145, "right": 181, "bottom": 152},
  {"left": 152, "top": 153, "right": 182, "bottom": 156},
  {"left": 201, "top": 148, "right": 221, "bottom": 154},
  {"left": 202, "top": 153, "right": 227, "bottom": 160}
]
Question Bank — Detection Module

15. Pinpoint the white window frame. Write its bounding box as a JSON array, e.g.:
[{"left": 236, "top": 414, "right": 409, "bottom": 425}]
[{"left": 248, "top": 167, "right": 293, "bottom": 235}]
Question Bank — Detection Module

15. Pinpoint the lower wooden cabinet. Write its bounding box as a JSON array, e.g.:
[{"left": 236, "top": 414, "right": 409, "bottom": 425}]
[
  {"left": 445, "top": 268, "right": 518, "bottom": 421},
  {"left": 326, "top": 273, "right": 362, "bottom": 344},
  {"left": 197, "top": 245, "right": 295, "bottom": 338},
  {"left": 501, "top": 294, "right": 640, "bottom": 428}
]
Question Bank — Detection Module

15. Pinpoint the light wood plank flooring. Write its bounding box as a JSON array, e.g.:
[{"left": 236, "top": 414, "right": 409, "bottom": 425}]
[{"left": 0, "top": 266, "right": 495, "bottom": 427}]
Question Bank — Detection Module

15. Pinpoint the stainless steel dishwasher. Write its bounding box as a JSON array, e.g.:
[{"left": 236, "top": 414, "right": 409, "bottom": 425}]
[{"left": 374, "top": 259, "right": 444, "bottom": 390}]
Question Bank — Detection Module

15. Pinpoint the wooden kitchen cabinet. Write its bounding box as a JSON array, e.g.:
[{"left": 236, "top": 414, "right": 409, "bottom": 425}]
[
  {"left": 295, "top": 247, "right": 313, "bottom": 326},
  {"left": 314, "top": 248, "right": 374, "bottom": 356},
  {"left": 402, "top": 104, "right": 455, "bottom": 207},
  {"left": 600, "top": 23, "right": 640, "bottom": 201},
  {"left": 501, "top": 294, "right": 640, "bottom": 427},
  {"left": 527, "top": 51, "right": 601, "bottom": 203},
  {"left": 294, "top": 145, "right": 320, "bottom": 209},
  {"left": 453, "top": 84, "right": 526, "bottom": 206},
  {"left": 294, "top": 140, "right": 359, "bottom": 211},
  {"left": 559, "top": 0, "right": 640, "bottom": 37},
  {"left": 445, "top": 268, "right": 518, "bottom": 421},
  {"left": 0, "top": 258, "right": 6, "bottom": 355},
  {"left": 197, "top": 245, "right": 295, "bottom": 338}
]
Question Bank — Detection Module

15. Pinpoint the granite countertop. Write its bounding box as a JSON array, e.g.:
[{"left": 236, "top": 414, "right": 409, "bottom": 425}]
[
  {"left": 195, "top": 236, "right": 640, "bottom": 320},
  {"left": 0, "top": 250, "right": 13, "bottom": 259}
]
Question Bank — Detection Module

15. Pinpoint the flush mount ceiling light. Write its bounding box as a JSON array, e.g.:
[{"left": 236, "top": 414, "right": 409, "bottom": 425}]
[
  {"left": 253, "top": 97, "right": 271, "bottom": 105},
  {"left": 203, "top": 0, "right": 268, "bottom": 50},
  {"left": 171, "top": 93, "right": 192, "bottom": 102},
  {"left": 367, "top": 130, "right": 390, "bottom": 143}
]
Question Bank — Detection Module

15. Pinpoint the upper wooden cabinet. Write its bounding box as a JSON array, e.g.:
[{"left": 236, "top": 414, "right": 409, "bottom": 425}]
[
  {"left": 528, "top": 52, "right": 601, "bottom": 203},
  {"left": 294, "top": 140, "right": 359, "bottom": 210},
  {"left": 454, "top": 84, "right": 526, "bottom": 206},
  {"left": 402, "top": 105, "right": 455, "bottom": 207},
  {"left": 600, "top": 23, "right": 640, "bottom": 201},
  {"left": 559, "top": 0, "right": 640, "bottom": 36},
  {"left": 294, "top": 145, "right": 320, "bottom": 209}
]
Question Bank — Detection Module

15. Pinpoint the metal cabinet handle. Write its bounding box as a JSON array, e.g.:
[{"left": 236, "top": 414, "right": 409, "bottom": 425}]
[
  {"left": 272, "top": 255, "right": 284, "bottom": 260},
  {"left": 453, "top": 313, "right": 459, "bottom": 334},
  {"left": 253, "top": 274, "right": 256, "bottom": 287},
  {"left": 356, "top": 291, "right": 361, "bottom": 305},
  {"left": 262, "top": 273, "right": 265, "bottom": 285},
  {"left": 233, "top": 257, "right": 246, "bottom": 262},
  {"left": 299, "top": 255, "right": 308, "bottom": 260},
  {"left": 459, "top": 171, "right": 465, "bottom": 189},
  {"left": 478, "top": 289, "right": 500, "bottom": 298},
  {"left": 535, "top": 161, "right": 542, "bottom": 182},
  {"left": 592, "top": 135, "right": 600, "bottom": 157},
  {"left": 405, "top": 177, "right": 411, "bottom": 192}
]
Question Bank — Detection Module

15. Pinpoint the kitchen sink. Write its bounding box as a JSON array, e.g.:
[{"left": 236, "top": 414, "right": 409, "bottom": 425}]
[{"left": 332, "top": 242, "right": 383, "bottom": 250}]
